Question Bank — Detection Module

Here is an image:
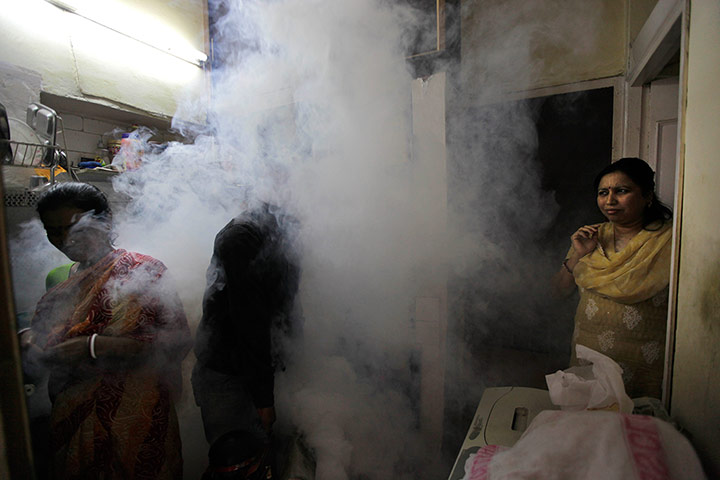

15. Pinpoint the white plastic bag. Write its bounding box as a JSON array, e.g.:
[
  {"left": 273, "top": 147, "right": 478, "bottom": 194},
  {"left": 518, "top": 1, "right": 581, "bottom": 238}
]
[{"left": 545, "top": 344, "right": 633, "bottom": 413}]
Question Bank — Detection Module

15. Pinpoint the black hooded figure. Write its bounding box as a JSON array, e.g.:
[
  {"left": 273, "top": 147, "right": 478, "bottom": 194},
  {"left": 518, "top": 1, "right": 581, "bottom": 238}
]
[{"left": 192, "top": 201, "right": 301, "bottom": 470}]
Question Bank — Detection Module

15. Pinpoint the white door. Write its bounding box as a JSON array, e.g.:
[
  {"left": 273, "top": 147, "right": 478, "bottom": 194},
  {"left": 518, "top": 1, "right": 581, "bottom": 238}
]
[{"left": 642, "top": 76, "right": 679, "bottom": 207}]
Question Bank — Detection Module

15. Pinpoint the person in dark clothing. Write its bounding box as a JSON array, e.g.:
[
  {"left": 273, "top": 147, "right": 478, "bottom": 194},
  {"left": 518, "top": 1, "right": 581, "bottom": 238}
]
[{"left": 192, "top": 202, "right": 300, "bottom": 451}]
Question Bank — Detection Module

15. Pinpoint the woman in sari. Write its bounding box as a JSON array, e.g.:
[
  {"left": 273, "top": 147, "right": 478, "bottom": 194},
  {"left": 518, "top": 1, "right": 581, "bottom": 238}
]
[
  {"left": 553, "top": 158, "right": 673, "bottom": 399},
  {"left": 20, "top": 182, "right": 192, "bottom": 479}
]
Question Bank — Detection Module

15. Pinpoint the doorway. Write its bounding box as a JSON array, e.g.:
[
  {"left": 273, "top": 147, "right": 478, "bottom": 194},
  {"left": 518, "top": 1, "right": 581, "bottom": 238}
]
[{"left": 443, "top": 85, "right": 614, "bottom": 459}]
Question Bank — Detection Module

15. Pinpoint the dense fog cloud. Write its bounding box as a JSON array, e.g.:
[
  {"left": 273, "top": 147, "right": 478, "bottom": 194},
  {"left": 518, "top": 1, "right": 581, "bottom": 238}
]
[
  {"left": 122, "top": 0, "right": 442, "bottom": 478},
  {"left": 7, "top": 0, "right": 606, "bottom": 478}
]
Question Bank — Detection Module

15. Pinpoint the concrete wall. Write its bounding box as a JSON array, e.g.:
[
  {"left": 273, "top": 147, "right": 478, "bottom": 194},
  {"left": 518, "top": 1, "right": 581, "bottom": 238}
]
[
  {"left": 0, "top": 0, "right": 208, "bottom": 123},
  {"left": 671, "top": 0, "right": 720, "bottom": 476},
  {"left": 460, "top": 0, "right": 626, "bottom": 101},
  {"left": 460, "top": 0, "right": 661, "bottom": 100}
]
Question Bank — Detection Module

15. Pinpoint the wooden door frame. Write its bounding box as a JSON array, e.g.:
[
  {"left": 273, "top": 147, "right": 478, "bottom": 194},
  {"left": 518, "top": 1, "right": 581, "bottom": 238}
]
[{"left": 626, "top": 0, "right": 687, "bottom": 409}]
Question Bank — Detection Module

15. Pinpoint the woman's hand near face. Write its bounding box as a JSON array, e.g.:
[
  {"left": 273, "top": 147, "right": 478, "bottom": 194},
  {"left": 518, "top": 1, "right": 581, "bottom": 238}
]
[
  {"left": 552, "top": 223, "right": 602, "bottom": 298},
  {"left": 571, "top": 224, "right": 601, "bottom": 259}
]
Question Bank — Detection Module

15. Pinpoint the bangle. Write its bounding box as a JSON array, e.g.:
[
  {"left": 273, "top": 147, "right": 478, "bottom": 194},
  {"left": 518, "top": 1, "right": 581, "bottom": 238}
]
[
  {"left": 89, "top": 333, "right": 98, "bottom": 360},
  {"left": 562, "top": 259, "right": 573, "bottom": 274}
]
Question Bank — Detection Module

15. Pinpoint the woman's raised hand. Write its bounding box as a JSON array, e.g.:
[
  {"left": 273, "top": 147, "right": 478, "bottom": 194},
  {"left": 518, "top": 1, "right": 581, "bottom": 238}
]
[{"left": 571, "top": 224, "right": 601, "bottom": 258}]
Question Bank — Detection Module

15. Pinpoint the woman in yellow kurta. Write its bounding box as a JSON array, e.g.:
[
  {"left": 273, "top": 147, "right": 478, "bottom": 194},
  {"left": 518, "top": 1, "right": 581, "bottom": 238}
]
[{"left": 553, "top": 158, "right": 673, "bottom": 399}]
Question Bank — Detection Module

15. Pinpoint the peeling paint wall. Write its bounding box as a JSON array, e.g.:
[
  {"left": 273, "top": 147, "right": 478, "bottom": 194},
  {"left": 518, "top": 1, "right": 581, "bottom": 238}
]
[{"left": 672, "top": 0, "right": 720, "bottom": 477}]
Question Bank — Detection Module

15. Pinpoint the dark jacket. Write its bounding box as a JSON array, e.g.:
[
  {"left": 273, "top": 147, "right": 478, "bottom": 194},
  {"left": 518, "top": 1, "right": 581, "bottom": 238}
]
[{"left": 194, "top": 204, "right": 300, "bottom": 408}]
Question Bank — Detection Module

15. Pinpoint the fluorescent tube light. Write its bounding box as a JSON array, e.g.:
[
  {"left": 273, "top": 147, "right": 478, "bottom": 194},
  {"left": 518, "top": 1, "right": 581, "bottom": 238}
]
[{"left": 44, "top": 0, "right": 207, "bottom": 67}]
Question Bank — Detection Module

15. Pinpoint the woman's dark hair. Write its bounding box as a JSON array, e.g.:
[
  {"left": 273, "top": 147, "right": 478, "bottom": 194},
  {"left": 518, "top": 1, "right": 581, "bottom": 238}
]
[
  {"left": 36, "top": 182, "right": 112, "bottom": 220},
  {"left": 593, "top": 157, "right": 672, "bottom": 229}
]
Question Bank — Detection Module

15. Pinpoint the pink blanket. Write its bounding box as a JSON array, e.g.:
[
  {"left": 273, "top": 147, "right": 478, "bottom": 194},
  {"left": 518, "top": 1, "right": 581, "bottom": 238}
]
[{"left": 464, "top": 410, "right": 705, "bottom": 480}]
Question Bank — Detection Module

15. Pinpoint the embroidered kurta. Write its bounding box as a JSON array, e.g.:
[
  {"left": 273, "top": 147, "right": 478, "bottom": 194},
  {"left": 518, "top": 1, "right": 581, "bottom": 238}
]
[
  {"left": 568, "top": 222, "right": 672, "bottom": 398},
  {"left": 572, "top": 286, "right": 668, "bottom": 398}
]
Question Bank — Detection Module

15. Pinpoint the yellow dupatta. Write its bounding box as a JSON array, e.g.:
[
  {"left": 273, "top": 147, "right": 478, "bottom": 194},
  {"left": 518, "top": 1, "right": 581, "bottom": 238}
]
[{"left": 572, "top": 222, "right": 672, "bottom": 304}]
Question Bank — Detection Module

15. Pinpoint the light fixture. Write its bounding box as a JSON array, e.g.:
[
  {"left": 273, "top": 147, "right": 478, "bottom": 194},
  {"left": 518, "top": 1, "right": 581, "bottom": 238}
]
[{"left": 44, "top": 0, "right": 208, "bottom": 67}]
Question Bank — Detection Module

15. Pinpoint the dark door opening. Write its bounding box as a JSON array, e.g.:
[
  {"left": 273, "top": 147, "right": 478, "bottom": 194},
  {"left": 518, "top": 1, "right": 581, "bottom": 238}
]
[{"left": 443, "top": 86, "right": 614, "bottom": 461}]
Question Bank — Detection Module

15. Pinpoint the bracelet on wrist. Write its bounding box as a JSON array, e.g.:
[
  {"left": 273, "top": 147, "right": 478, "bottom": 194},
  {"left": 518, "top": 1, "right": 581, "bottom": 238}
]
[
  {"left": 88, "top": 333, "right": 98, "bottom": 360},
  {"left": 562, "top": 259, "right": 573, "bottom": 274}
]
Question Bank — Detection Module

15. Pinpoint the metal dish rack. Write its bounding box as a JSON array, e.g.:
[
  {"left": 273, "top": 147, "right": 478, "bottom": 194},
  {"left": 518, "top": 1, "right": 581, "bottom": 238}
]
[
  {"left": 1, "top": 139, "right": 70, "bottom": 183},
  {"left": 1, "top": 108, "right": 85, "bottom": 185},
  {"left": 1, "top": 135, "right": 74, "bottom": 208},
  {"left": 1, "top": 104, "right": 94, "bottom": 208}
]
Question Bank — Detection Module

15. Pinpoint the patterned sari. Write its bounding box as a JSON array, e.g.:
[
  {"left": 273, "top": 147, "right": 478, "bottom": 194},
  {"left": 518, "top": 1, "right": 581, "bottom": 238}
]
[{"left": 31, "top": 249, "right": 191, "bottom": 479}]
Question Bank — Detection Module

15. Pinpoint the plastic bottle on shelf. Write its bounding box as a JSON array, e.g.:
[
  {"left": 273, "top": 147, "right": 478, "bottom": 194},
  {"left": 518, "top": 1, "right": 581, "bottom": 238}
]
[{"left": 116, "top": 132, "right": 142, "bottom": 170}]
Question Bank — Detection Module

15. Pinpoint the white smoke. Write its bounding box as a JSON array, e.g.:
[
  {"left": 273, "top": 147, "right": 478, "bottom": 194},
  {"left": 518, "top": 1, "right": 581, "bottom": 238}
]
[
  {"left": 5, "top": 0, "right": 606, "bottom": 478},
  {"left": 107, "top": 0, "right": 445, "bottom": 478},
  {"left": 8, "top": 218, "right": 67, "bottom": 315}
]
